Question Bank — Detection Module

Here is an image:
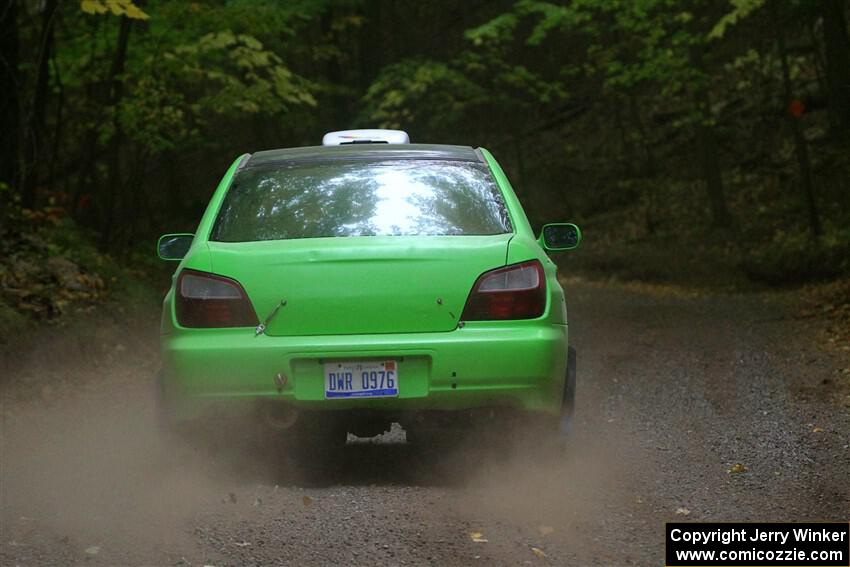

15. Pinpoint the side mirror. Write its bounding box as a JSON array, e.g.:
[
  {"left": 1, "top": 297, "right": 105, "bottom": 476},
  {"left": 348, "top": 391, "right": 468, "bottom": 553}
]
[
  {"left": 538, "top": 223, "right": 582, "bottom": 251},
  {"left": 157, "top": 233, "right": 194, "bottom": 261}
]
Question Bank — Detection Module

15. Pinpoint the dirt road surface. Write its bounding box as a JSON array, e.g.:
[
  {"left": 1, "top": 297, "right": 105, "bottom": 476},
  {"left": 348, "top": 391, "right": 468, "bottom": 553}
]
[{"left": 2, "top": 281, "right": 848, "bottom": 566}]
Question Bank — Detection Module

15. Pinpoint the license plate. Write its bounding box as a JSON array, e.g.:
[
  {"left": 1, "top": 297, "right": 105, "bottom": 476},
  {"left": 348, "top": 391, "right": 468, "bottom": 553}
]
[{"left": 324, "top": 360, "right": 398, "bottom": 399}]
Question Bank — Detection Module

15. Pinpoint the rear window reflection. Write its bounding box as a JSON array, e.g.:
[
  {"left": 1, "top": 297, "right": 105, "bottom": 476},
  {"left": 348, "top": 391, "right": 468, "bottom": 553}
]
[{"left": 210, "top": 160, "right": 512, "bottom": 242}]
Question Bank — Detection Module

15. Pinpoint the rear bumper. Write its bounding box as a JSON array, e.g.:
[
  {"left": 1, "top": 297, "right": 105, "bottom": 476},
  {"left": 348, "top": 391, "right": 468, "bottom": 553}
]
[{"left": 160, "top": 322, "right": 568, "bottom": 422}]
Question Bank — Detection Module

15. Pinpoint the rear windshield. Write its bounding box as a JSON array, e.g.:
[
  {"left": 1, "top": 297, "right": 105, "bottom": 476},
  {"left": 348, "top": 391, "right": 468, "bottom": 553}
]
[{"left": 210, "top": 159, "right": 512, "bottom": 242}]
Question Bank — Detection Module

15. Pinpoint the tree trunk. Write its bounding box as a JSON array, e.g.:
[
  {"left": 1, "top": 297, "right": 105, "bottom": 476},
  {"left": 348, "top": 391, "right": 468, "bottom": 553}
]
[
  {"left": 614, "top": 96, "right": 635, "bottom": 177},
  {"left": 70, "top": 17, "right": 101, "bottom": 218},
  {"left": 21, "top": 0, "right": 58, "bottom": 208},
  {"left": 775, "top": 4, "right": 822, "bottom": 238},
  {"left": 629, "top": 94, "right": 658, "bottom": 235},
  {"left": 628, "top": 94, "right": 656, "bottom": 178},
  {"left": 512, "top": 138, "right": 526, "bottom": 189},
  {"left": 694, "top": 91, "right": 731, "bottom": 228},
  {"left": 321, "top": 7, "right": 348, "bottom": 129},
  {"left": 690, "top": 45, "right": 731, "bottom": 228},
  {"left": 101, "top": 16, "right": 132, "bottom": 247},
  {"left": 819, "top": 0, "right": 850, "bottom": 131},
  {"left": 48, "top": 56, "right": 64, "bottom": 193},
  {"left": 0, "top": 0, "right": 19, "bottom": 193}
]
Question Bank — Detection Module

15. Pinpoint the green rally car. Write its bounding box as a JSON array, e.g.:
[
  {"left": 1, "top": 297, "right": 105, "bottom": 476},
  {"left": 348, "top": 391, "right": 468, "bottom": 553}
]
[{"left": 157, "top": 129, "right": 580, "bottom": 447}]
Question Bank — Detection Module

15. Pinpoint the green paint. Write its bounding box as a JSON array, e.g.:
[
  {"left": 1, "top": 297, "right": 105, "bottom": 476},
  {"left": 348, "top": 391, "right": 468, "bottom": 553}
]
[{"left": 158, "top": 145, "right": 579, "bottom": 423}]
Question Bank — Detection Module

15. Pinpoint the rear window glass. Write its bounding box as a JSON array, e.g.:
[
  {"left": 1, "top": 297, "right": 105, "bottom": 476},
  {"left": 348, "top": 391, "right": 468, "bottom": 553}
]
[{"left": 210, "top": 160, "right": 512, "bottom": 242}]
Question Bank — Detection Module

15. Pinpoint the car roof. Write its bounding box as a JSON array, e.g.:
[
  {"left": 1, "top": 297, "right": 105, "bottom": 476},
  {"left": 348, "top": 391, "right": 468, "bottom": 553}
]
[{"left": 245, "top": 143, "right": 483, "bottom": 168}]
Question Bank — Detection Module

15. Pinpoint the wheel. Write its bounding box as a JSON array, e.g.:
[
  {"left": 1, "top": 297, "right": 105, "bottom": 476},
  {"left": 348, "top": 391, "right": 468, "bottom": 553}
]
[
  {"left": 503, "top": 344, "right": 577, "bottom": 457},
  {"left": 559, "top": 345, "right": 577, "bottom": 438},
  {"left": 154, "top": 369, "right": 182, "bottom": 443}
]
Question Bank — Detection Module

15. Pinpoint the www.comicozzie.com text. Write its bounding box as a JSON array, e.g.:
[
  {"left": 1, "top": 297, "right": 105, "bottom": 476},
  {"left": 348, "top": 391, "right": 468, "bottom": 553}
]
[{"left": 670, "top": 527, "right": 848, "bottom": 546}]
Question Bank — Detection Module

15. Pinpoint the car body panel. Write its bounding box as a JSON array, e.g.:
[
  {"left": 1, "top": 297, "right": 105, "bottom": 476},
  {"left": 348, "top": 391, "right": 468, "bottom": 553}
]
[
  {"left": 161, "top": 321, "right": 567, "bottom": 420},
  {"left": 478, "top": 147, "right": 534, "bottom": 237},
  {"left": 159, "top": 143, "right": 573, "bottom": 425},
  {"left": 206, "top": 235, "right": 512, "bottom": 336},
  {"left": 247, "top": 143, "right": 482, "bottom": 167},
  {"left": 479, "top": 148, "right": 568, "bottom": 326}
]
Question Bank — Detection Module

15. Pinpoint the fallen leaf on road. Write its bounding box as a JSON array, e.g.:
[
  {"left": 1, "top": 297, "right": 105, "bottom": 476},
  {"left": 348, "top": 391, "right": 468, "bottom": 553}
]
[
  {"left": 469, "top": 531, "right": 488, "bottom": 543},
  {"left": 538, "top": 525, "right": 555, "bottom": 536},
  {"left": 812, "top": 427, "right": 824, "bottom": 433},
  {"left": 728, "top": 463, "right": 748, "bottom": 474},
  {"left": 531, "top": 546, "right": 547, "bottom": 560},
  {"left": 675, "top": 507, "right": 691, "bottom": 515},
  {"left": 302, "top": 495, "right": 313, "bottom": 507},
  {"left": 84, "top": 546, "right": 100, "bottom": 556}
]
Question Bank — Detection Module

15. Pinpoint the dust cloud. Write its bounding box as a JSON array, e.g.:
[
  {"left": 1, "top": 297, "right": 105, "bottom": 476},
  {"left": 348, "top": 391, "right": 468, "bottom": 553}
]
[
  {"left": 1, "top": 313, "right": 641, "bottom": 565},
  {"left": 0, "top": 314, "right": 233, "bottom": 559},
  {"left": 432, "top": 422, "right": 646, "bottom": 560}
]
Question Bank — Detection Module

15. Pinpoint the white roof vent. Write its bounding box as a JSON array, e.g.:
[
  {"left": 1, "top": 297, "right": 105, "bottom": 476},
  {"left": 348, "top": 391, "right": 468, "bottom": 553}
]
[{"left": 322, "top": 129, "right": 409, "bottom": 146}]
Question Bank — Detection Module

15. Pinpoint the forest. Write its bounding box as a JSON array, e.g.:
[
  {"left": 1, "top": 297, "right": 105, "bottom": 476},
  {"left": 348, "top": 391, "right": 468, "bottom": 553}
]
[{"left": 1, "top": 0, "right": 849, "bottom": 329}]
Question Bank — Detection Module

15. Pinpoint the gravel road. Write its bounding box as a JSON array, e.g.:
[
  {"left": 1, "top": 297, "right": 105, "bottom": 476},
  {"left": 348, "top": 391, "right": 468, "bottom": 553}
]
[{"left": 2, "top": 280, "right": 848, "bottom": 566}]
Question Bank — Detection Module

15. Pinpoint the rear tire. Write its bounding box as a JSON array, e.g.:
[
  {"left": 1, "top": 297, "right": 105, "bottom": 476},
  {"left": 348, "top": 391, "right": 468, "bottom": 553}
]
[
  {"left": 503, "top": 345, "right": 576, "bottom": 457},
  {"left": 154, "top": 369, "right": 183, "bottom": 445},
  {"left": 560, "top": 345, "right": 577, "bottom": 438}
]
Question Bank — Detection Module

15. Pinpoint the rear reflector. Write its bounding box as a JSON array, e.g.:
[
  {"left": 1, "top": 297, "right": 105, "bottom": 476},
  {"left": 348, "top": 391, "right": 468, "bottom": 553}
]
[
  {"left": 175, "top": 270, "right": 258, "bottom": 328},
  {"left": 461, "top": 260, "right": 546, "bottom": 321}
]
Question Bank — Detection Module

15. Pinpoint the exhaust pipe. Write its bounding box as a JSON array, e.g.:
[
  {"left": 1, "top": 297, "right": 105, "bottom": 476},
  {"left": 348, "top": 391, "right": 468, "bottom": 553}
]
[{"left": 261, "top": 404, "right": 299, "bottom": 430}]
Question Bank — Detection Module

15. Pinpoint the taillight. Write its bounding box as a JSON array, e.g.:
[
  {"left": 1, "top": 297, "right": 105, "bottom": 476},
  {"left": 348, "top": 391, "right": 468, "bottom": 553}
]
[
  {"left": 461, "top": 260, "right": 547, "bottom": 321},
  {"left": 175, "top": 270, "right": 259, "bottom": 328}
]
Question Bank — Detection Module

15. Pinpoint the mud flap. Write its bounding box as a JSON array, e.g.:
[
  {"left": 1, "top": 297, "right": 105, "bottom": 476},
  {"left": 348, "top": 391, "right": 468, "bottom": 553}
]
[{"left": 559, "top": 345, "right": 576, "bottom": 438}]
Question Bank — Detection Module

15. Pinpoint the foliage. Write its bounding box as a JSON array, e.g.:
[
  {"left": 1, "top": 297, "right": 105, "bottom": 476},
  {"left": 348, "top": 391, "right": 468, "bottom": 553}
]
[
  {"left": 742, "top": 228, "right": 850, "bottom": 284},
  {"left": 0, "top": 199, "right": 108, "bottom": 327},
  {"left": 361, "top": 53, "right": 563, "bottom": 140},
  {"left": 0, "top": 0, "right": 848, "bottom": 306},
  {"left": 61, "top": 2, "right": 318, "bottom": 156},
  {"left": 363, "top": 59, "right": 484, "bottom": 131},
  {"left": 709, "top": 0, "right": 765, "bottom": 40},
  {"left": 80, "top": 0, "right": 149, "bottom": 20}
]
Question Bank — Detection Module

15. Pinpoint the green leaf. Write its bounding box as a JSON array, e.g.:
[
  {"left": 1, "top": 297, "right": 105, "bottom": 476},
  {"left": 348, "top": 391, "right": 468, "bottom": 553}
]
[
  {"left": 80, "top": 0, "right": 107, "bottom": 15},
  {"left": 709, "top": 0, "right": 765, "bottom": 40},
  {"left": 79, "top": 0, "right": 148, "bottom": 20}
]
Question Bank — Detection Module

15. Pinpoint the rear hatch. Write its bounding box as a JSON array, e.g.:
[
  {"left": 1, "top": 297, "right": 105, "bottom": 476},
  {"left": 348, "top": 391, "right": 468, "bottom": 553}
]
[{"left": 208, "top": 235, "right": 509, "bottom": 336}]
